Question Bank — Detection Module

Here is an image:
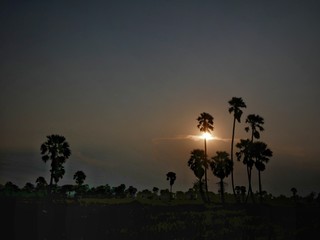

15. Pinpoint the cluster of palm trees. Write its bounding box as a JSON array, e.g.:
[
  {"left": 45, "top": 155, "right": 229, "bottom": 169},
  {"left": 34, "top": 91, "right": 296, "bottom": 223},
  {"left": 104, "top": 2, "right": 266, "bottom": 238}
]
[
  {"left": 38, "top": 98, "right": 272, "bottom": 204},
  {"left": 188, "top": 97, "right": 273, "bottom": 204}
]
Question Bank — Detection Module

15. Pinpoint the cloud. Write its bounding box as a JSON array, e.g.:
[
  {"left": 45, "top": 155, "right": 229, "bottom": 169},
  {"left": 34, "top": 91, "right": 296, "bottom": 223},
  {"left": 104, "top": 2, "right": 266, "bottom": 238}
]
[{"left": 152, "top": 134, "right": 231, "bottom": 144}]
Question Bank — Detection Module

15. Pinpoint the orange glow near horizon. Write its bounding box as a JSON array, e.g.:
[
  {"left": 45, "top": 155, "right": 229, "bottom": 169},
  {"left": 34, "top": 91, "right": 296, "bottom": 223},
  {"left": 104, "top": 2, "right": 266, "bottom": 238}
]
[{"left": 200, "top": 132, "right": 214, "bottom": 140}]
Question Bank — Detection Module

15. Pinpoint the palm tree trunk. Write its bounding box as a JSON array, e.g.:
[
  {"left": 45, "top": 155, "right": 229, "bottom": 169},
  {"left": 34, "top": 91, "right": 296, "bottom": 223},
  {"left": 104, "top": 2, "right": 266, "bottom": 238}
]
[
  {"left": 258, "top": 170, "right": 262, "bottom": 202},
  {"left": 204, "top": 138, "right": 209, "bottom": 202},
  {"left": 199, "top": 179, "right": 206, "bottom": 203},
  {"left": 246, "top": 166, "right": 255, "bottom": 203},
  {"left": 220, "top": 178, "right": 225, "bottom": 204},
  {"left": 230, "top": 117, "right": 236, "bottom": 198}
]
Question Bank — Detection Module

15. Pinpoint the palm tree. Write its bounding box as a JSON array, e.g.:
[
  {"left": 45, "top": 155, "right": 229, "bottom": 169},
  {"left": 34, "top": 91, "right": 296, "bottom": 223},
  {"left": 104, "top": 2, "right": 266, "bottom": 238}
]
[
  {"left": 40, "top": 134, "right": 71, "bottom": 192},
  {"left": 73, "top": 170, "right": 86, "bottom": 186},
  {"left": 197, "top": 112, "right": 214, "bottom": 201},
  {"left": 35, "top": 176, "right": 47, "bottom": 191},
  {"left": 210, "top": 151, "right": 233, "bottom": 204},
  {"left": 236, "top": 139, "right": 255, "bottom": 203},
  {"left": 228, "top": 97, "right": 246, "bottom": 196},
  {"left": 252, "top": 141, "right": 273, "bottom": 202},
  {"left": 166, "top": 172, "right": 176, "bottom": 199},
  {"left": 188, "top": 149, "right": 206, "bottom": 202},
  {"left": 245, "top": 114, "right": 264, "bottom": 142},
  {"left": 291, "top": 187, "right": 297, "bottom": 198}
]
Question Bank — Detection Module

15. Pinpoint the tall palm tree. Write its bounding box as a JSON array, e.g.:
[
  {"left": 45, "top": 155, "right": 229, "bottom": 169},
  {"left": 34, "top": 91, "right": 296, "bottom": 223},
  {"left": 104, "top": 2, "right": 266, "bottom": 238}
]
[
  {"left": 236, "top": 139, "right": 255, "bottom": 203},
  {"left": 166, "top": 172, "right": 176, "bottom": 199},
  {"left": 252, "top": 141, "right": 272, "bottom": 202},
  {"left": 210, "top": 151, "right": 233, "bottom": 204},
  {"left": 245, "top": 114, "right": 264, "bottom": 142},
  {"left": 40, "top": 134, "right": 71, "bottom": 192},
  {"left": 197, "top": 112, "right": 214, "bottom": 201},
  {"left": 188, "top": 149, "right": 206, "bottom": 202},
  {"left": 228, "top": 97, "right": 246, "bottom": 196}
]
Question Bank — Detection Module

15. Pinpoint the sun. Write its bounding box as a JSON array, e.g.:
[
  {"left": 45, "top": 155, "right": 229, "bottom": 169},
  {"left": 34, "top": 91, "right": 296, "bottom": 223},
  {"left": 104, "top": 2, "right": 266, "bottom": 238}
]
[{"left": 201, "top": 132, "right": 214, "bottom": 140}]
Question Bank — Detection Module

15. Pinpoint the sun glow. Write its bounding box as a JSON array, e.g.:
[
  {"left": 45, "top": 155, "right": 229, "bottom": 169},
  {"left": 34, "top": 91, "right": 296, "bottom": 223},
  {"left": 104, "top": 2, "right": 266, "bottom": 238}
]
[{"left": 200, "top": 132, "right": 214, "bottom": 140}]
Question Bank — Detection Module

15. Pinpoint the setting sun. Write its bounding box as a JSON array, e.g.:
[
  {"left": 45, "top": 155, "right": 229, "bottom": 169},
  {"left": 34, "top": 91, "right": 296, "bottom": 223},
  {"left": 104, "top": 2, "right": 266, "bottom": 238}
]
[{"left": 200, "top": 132, "right": 214, "bottom": 140}]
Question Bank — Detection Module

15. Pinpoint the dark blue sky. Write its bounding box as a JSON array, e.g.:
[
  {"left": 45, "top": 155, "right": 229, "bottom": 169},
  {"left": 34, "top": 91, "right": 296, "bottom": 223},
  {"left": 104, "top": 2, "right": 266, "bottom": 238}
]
[{"left": 1, "top": 1, "right": 320, "bottom": 196}]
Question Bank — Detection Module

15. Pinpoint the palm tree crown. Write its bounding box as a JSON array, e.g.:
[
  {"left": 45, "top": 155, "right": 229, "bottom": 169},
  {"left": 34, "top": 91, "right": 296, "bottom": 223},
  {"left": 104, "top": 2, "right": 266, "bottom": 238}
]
[
  {"left": 228, "top": 97, "right": 247, "bottom": 123},
  {"left": 210, "top": 151, "right": 233, "bottom": 180},
  {"left": 74, "top": 170, "right": 86, "bottom": 186},
  {"left": 197, "top": 112, "right": 214, "bottom": 133},
  {"left": 40, "top": 134, "right": 71, "bottom": 188},
  {"left": 245, "top": 114, "right": 264, "bottom": 140}
]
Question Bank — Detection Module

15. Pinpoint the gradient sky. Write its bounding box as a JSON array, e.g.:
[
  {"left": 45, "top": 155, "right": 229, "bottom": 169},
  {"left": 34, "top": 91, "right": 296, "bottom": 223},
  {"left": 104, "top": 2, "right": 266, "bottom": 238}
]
[{"left": 1, "top": 1, "right": 320, "bottom": 196}]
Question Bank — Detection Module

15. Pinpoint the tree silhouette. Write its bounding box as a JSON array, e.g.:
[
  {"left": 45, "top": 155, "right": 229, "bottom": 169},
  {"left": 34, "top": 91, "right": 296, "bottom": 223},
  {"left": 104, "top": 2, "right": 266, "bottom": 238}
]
[
  {"left": 210, "top": 151, "right": 233, "bottom": 204},
  {"left": 166, "top": 172, "right": 176, "bottom": 199},
  {"left": 252, "top": 142, "right": 273, "bottom": 202},
  {"left": 23, "top": 182, "right": 35, "bottom": 193},
  {"left": 228, "top": 97, "right": 246, "bottom": 196},
  {"left": 126, "top": 186, "right": 138, "bottom": 198},
  {"left": 197, "top": 112, "right": 214, "bottom": 202},
  {"left": 188, "top": 149, "right": 206, "bottom": 202},
  {"left": 291, "top": 187, "right": 298, "bottom": 202},
  {"left": 73, "top": 170, "right": 86, "bottom": 186},
  {"left": 40, "top": 135, "right": 71, "bottom": 192},
  {"left": 245, "top": 114, "right": 264, "bottom": 141},
  {"left": 36, "top": 176, "right": 47, "bottom": 192},
  {"left": 236, "top": 139, "right": 255, "bottom": 203}
]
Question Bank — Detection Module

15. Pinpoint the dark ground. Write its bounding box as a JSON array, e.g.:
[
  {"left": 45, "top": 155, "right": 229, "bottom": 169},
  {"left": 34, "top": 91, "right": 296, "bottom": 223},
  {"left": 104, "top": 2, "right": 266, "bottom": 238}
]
[{"left": 1, "top": 197, "right": 319, "bottom": 240}]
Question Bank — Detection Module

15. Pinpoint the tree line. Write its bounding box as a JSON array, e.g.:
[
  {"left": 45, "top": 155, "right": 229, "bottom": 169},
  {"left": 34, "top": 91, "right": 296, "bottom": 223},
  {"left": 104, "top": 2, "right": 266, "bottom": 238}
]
[{"left": 2, "top": 96, "right": 319, "bottom": 205}]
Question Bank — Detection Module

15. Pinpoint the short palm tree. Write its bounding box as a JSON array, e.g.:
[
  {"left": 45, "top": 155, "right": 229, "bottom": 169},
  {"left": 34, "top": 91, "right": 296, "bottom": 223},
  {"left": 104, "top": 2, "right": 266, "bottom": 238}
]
[
  {"left": 73, "top": 170, "right": 86, "bottom": 186},
  {"left": 40, "top": 134, "right": 71, "bottom": 192},
  {"left": 188, "top": 149, "right": 206, "bottom": 202},
  {"left": 210, "top": 151, "right": 233, "bottom": 204},
  {"left": 166, "top": 172, "right": 176, "bottom": 199},
  {"left": 197, "top": 112, "right": 214, "bottom": 201},
  {"left": 228, "top": 97, "right": 246, "bottom": 196},
  {"left": 252, "top": 142, "right": 272, "bottom": 202},
  {"left": 236, "top": 139, "right": 255, "bottom": 203}
]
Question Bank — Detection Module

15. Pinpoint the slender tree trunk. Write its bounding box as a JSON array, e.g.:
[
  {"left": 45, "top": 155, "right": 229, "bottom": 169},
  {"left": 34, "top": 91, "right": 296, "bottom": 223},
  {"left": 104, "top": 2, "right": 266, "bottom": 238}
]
[
  {"left": 170, "top": 184, "right": 173, "bottom": 200},
  {"left": 220, "top": 178, "right": 225, "bottom": 204},
  {"left": 204, "top": 138, "right": 209, "bottom": 202},
  {"left": 199, "top": 178, "right": 206, "bottom": 203},
  {"left": 246, "top": 130, "right": 255, "bottom": 203},
  {"left": 258, "top": 170, "right": 262, "bottom": 202},
  {"left": 246, "top": 166, "right": 255, "bottom": 203},
  {"left": 230, "top": 117, "right": 236, "bottom": 198}
]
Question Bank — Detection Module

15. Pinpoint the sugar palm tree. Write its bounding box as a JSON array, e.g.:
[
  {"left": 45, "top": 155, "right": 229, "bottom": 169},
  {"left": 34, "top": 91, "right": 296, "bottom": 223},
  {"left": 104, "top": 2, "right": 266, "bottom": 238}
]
[
  {"left": 40, "top": 134, "right": 71, "bottom": 192},
  {"left": 73, "top": 170, "right": 86, "bottom": 186},
  {"left": 252, "top": 141, "right": 272, "bottom": 202},
  {"left": 197, "top": 112, "right": 214, "bottom": 201},
  {"left": 210, "top": 151, "right": 233, "bottom": 204},
  {"left": 188, "top": 149, "right": 206, "bottom": 202},
  {"left": 166, "top": 172, "right": 176, "bottom": 199},
  {"left": 228, "top": 97, "right": 246, "bottom": 196},
  {"left": 236, "top": 139, "right": 255, "bottom": 203},
  {"left": 245, "top": 114, "right": 264, "bottom": 141}
]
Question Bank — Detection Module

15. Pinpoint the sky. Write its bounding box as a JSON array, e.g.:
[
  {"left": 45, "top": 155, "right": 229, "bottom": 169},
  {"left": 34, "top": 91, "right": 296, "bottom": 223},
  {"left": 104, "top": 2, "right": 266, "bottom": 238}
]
[{"left": 1, "top": 0, "right": 320, "bottom": 197}]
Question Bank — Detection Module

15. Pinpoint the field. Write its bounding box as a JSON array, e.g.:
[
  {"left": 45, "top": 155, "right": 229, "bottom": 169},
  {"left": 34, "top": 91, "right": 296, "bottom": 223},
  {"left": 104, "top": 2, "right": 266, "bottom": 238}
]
[{"left": 1, "top": 196, "right": 320, "bottom": 240}]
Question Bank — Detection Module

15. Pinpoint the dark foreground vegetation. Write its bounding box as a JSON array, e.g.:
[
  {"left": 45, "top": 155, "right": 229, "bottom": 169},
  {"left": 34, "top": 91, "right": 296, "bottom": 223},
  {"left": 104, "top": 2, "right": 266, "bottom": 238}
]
[{"left": 1, "top": 195, "right": 320, "bottom": 240}]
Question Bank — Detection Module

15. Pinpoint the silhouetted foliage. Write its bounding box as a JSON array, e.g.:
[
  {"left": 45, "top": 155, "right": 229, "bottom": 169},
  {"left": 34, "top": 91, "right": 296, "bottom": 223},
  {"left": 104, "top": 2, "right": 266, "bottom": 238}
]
[
  {"left": 166, "top": 172, "right": 176, "bottom": 198},
  {"left": 210, "top": 151, "right": 233, "bottom": 204},
  {"left": 228, "top": 97, "right": 247, "bottom": 197},
  {"left": 245, "top": 114, "right": 264, "bottom": 141},
  {"left": 188, "top": 149, "right": 206, "bottom": 202},
  {"left": 73, "top": 170, "right": 86, "bottom": 186},
  {"left": 252, "top": 142, "right": 273, "bottom": 202},
  {"left": 197, "top": 112, "right": 214, "bottom": 202},
  {"left": 40, "top": 134, "right": 71, "bottom": 192}
]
